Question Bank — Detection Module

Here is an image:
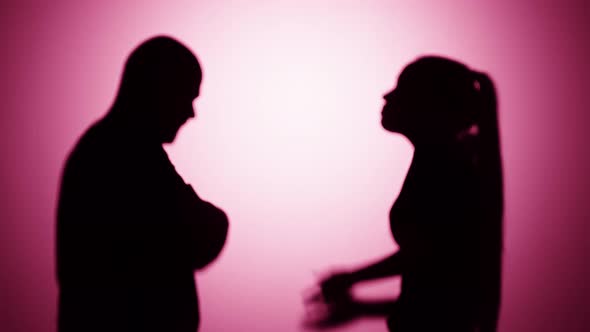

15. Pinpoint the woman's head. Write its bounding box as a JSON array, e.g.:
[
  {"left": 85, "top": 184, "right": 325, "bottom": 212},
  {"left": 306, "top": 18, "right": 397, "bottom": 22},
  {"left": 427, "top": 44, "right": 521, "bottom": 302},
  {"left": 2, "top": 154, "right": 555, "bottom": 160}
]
[{"left": 381, "top": 56, "right": 492, "bottom": 145}]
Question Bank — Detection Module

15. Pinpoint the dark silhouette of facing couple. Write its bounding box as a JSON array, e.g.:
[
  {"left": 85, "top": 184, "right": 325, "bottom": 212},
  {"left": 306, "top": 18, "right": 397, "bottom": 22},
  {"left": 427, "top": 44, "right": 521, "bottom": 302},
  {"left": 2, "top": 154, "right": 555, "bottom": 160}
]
[
  {"left": 56, "top": 36, "right": 228, "bottom": 332},
  {"left": 56, "top": 36, "right": 502, "bottom": 332}
]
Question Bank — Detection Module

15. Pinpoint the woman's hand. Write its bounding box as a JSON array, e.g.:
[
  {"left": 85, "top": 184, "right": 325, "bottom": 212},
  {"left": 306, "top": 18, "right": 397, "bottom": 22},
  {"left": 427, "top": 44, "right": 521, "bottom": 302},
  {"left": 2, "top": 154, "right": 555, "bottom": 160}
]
[
  {"left": 302, "top": 270, "right": 358, "bottom": 329},
  {"left": 302, "top": 270, "right": 397, "bottom": 329},
  {"left": 303, "top": 270, "right": 355, "bottom": 305},
  {"left": 318, "top": 271, "right": 355, "bottom": 303}
]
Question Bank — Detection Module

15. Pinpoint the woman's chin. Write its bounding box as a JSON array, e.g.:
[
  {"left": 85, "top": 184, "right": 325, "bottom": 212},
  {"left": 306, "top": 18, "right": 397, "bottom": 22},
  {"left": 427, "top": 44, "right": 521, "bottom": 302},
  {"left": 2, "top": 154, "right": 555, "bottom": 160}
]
[{"left": 381, "top": 118, "right": 398, "bottom": 133}]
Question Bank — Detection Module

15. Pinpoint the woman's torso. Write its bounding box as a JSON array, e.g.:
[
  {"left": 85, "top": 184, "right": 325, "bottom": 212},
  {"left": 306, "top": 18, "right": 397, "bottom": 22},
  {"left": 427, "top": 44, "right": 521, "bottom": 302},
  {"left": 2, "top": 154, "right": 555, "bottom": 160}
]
[{"left": 389, "top": 145, "right": 481, "bottom": 329}]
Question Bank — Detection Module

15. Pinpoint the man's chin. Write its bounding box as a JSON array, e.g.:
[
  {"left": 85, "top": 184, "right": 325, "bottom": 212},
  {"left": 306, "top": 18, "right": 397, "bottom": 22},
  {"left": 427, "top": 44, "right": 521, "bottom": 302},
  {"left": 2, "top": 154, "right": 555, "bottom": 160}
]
[{"left": 161, "top": 132, "right": 178, "bottom": 144}]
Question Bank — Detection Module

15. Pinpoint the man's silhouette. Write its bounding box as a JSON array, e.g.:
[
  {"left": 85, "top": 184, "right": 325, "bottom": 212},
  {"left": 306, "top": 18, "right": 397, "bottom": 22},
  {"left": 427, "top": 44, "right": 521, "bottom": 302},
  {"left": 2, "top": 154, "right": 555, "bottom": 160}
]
[{"left": 56, "top": 36, "right": 228, "bottom": 332}]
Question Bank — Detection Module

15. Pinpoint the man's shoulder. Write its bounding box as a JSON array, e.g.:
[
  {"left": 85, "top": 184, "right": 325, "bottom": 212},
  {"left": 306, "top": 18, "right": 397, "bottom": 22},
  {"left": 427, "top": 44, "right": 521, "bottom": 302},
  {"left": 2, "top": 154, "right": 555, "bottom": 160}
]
[{"left": 64, "top": 119, "right": 130, "bottom": 174}]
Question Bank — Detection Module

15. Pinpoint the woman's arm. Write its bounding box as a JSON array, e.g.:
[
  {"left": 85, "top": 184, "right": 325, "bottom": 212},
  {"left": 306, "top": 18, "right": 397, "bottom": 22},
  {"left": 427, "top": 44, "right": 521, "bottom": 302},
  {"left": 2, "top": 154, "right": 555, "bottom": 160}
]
[
  {"left": 348, "top": 251, "right": 403, "bottom": 283},
  {"left": 318, "top": 251, "right": 403, "bottom": 302}
]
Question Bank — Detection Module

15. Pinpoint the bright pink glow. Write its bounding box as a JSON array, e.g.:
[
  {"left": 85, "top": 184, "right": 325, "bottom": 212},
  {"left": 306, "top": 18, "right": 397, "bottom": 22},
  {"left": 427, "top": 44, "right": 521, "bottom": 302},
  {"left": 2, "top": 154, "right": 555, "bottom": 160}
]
[{"left": 1, "top": 1, "right": 589, "bottom": 331}]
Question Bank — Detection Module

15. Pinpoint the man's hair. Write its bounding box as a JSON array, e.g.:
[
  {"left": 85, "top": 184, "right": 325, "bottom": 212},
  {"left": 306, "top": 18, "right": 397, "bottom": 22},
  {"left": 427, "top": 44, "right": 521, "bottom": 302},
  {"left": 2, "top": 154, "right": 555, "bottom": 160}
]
[{"left": 113, "top": 35, "right": 201, "bottom": 107}]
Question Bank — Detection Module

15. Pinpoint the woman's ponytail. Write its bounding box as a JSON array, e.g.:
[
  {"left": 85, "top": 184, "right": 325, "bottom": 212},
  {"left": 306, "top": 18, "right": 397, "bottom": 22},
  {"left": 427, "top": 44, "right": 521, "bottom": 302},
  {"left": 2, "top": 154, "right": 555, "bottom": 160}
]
[
  {"left": 473, "top": 71, "right": 503, "bottom": 221},
  {"left": 472, "top": 71, "right": 503, "bottom": 332}
]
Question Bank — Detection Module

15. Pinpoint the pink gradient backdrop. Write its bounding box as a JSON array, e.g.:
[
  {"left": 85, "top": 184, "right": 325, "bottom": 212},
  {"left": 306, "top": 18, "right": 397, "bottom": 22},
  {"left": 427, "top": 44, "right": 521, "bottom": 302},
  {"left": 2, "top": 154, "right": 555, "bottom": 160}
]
[{"left": 1, "top": 0, "right": 588, "bottom": 331}]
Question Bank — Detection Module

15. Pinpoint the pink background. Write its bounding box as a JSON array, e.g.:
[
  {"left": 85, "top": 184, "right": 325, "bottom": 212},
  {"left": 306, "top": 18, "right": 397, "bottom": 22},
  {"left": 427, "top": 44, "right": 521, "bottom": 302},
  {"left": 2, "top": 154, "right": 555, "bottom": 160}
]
[{"left": 1, "top": 0, "right": 588, "bottom": 331}]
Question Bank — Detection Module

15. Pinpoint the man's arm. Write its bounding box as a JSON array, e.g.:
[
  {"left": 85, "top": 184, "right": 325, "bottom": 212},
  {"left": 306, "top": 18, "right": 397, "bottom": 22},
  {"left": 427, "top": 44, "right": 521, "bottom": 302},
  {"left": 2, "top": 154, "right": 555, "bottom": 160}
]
[{"left": 178, "top": 184, "right": 229, "bottom": 270}]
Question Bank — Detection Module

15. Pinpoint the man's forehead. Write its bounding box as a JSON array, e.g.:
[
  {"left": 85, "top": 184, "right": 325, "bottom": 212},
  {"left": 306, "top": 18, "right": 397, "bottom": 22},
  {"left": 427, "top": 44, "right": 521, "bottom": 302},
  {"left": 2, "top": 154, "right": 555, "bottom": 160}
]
[{"left": 191, "top": 77, "right": 201, "bottom": 97}]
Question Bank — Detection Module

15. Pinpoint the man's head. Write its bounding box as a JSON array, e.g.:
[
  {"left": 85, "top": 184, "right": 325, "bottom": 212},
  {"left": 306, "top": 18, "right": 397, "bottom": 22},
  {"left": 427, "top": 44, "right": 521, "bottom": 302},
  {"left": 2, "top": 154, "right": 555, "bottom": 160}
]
[{"left": 112, "top": 36, "right": 202, "bottom": 143}]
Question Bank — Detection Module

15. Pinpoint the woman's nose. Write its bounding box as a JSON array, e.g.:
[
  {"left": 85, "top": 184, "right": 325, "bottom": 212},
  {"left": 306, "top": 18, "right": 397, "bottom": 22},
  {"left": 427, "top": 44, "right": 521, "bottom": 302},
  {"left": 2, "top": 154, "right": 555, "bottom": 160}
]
[{"left": 384, "top": 89, "right": 397, "bottom": 102}]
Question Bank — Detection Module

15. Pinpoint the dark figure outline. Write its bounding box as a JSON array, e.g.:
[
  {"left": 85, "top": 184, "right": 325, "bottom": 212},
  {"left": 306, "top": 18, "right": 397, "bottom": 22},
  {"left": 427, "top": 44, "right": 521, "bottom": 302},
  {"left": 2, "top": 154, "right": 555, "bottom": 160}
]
[
  {"left": 305, "top": 56, "right": 503, "bottom": 332},
  {"left": 56, "top": 36, "right": 229, "bottom": 332}
]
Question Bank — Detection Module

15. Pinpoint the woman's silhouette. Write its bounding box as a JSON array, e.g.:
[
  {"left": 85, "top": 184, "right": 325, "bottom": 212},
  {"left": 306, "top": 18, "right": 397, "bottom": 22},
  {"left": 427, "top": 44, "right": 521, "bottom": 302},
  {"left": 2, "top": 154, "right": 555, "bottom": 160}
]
[{"left": 305, "top": 56, "right": 503, "bottom": 332}]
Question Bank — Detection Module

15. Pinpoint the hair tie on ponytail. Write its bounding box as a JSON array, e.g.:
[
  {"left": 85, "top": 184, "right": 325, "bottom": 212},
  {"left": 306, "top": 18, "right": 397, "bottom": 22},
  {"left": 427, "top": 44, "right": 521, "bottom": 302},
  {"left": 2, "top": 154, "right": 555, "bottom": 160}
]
[{"left": 473, "top": 79, "right": 481, "bottom": 92}]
